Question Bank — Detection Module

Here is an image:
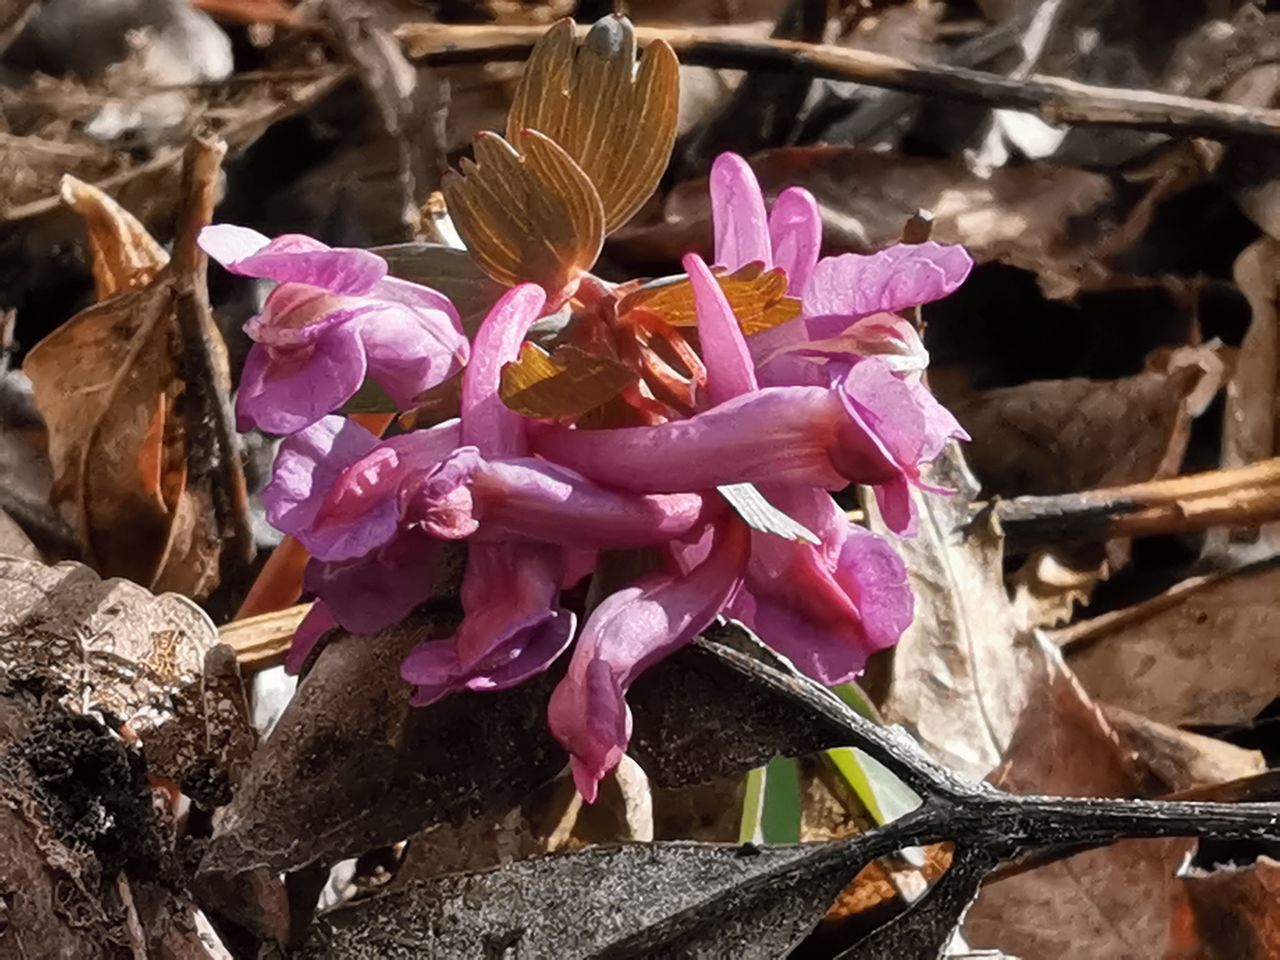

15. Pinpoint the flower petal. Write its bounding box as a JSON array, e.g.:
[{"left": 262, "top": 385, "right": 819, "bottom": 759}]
[
  {"left": 244, "top": 285, "right": 370, "bottom": 348},
  {"left": 753, "top": 313, "right": 929, "bottom": 387},
  {"left": 200, "top": 225, "right": 387, "bottom": 295},
  {"left": 685, "top": 252, "right": 758, "bottom": 405},
  {"left": 198, "top": 223, "right": 271, "bottom": 264},
  {"left": 729, "top": 488, "right": 911, "bottom": 683},
  {"left": 768, "top": 187, "right": 821, "bottom": 296},
  {"left": 454, "top": 542, "right": 567, "bottom": 669},
  {"left": 357, "top": 304, "right": 470, "bottom": 410},
  {"left": 548, "top": 519, "right": 748, "bottom": 802},
  {"left": 399, "top": 446, "right": 483, "bottom": 540},
  {"left": 470, "top": 458, "right": 710, "bottom": 548},
  {"left": 802, "top": 242, "right": 972, "bottom": 320},
  {"left": 303, "top": 531, "right": 446, "bottom": 634},
  {"left": 401, "top": 541, "right": 575, "bottom": 704},
  {"left": 235, "top": 325, "right": 368, "bottom": 435},
  {"left": 264, "top": 416, "right": 463, "bottom": 559},
  {"left": 370, "top": 275, "right": 462, "bottom": 329},
  {"left": 462, "top": 283, "right": 548, "bottom": 457},
  {"left": 262, "top": 415, "right": 379, "bottom": 543},
  {"left": 531, "top": 386, "right": 849, "bottom": 493},
  {"left": 285, "top": 601, "right": 338, "bottom": 675},
  {"left": 710, "top": 152, "right": 771, "bottom": 272}
]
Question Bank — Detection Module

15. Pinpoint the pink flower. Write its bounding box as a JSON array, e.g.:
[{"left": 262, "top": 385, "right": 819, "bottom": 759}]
[
  {"left": 710, "top": 152, "right": 821, "bottom": 295},
  {"left": 260, "top": 415, "right": 468, "bottom": 562},
  {"left": 530, "top": 362, "right": 963, "bottom": 533},
  {"left": 727, "top": 486, "right": 912, "bottom": 684},
  {"left": 199, "top": 225, "right": 469, "bottom": 435},
  {"left": 401, "top": 285, "right": 577, "bottom": 704},
  {"left": 548, "top": 518, "right": 750, "bottom": 802}
]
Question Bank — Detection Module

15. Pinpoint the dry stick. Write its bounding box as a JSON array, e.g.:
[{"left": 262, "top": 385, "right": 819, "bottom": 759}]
[
  {"left": 397, "top": 22, "right": 1280, "bottom": 142},
  {"left": 171, "top": 136, "right": 257, "bottom": 604},
  {"left": 990, "top": 457, "right": 1280, "bottom": 551}
]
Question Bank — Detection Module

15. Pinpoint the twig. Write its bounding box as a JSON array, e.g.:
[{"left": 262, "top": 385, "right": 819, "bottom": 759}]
[
  {"left": 396, "top": 22, "right": 1280, "bottom": 143},
  {"left": 171, "top": 136, "right": 257, "bottom": 608},
  {"left": 220, "top": 603, "right": 311, "bottom": 671},
  {"left": 821, "top": 0, "right": 1041, "bottom": 143},
  {"left": 990, "top": 458, "right": 1280, "bottom": 551}
]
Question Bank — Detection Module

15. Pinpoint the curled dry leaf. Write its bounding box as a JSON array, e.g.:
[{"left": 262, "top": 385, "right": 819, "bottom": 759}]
[
  {"left": 443, "top": 129, "right": 605, "bottom": 302},
  {"left": 23, "top": 153, "right": 243, "bottom": 598},
  {"left": 1183, "top": 857, "right": 1280, "bottom": 960},
  {"left": 1066, "top": 562, "right": 1280, "bottom": 727},
  {"left": 949, "top": 343, "right": 1226, "bottom": 498},
  {"left": 507, "top": 16, "right": 679, "bottom": 234},
  {"left": 59, "top": 175, "right": 168, "bottom": 297},
  {"left": 617, "top": 263, "right": 801, "bottom": 335},
  {"left": 500, "top": 341, "right": 638, "bottom": 419}
]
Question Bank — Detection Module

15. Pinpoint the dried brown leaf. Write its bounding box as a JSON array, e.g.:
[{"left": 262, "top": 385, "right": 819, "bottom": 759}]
[
  {"left": 1103, "top": 705, "right": 1264, "bottom": 794},
  {"left": 508, "top": 16, "right": 679, "bottom": 234},
  {"left": 864, "top": 447, "right": 1201, "bottom": 958},
  {"left": 949, "top": 344, "right": 1226, "bottom": 498},
  {"left": 443, "top": 129, "right": 604, "bottom": 300},
  {"left": 965, "top": 650, "right": 1195, "bottom": 960},
  {"left": 617, "top": 263, "right": 801, "bottom": 335},
  {"left": 865, "top": 453, "right": 1034, "bottom": 782},
  {"left": 1067, "top": 563, "right": 1280, "bottom": 727},
  {"left": 1224, "top": 237, "right": 1280, "bottom": 469},
  {"left": 1184, "top": 858, "right": 1280, "bottom": 960},
  {"left": 499, "top": 341, "right": 638, "bottom": 419},
  {"left": 23, "top": 156, "right": 236, "bottom": 597},
  {"left": 59, "top": 175, "right": 168, "bottom": 296}
]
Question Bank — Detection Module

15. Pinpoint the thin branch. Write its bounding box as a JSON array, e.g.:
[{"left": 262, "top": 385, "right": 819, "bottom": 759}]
[
  {"left": 172, "top": 136, "right": 257, "bottom": 607},
  {"left": 396, "top": 22, "right": 1280, "bottom": 142},
  {"left": 990, "top": 458, "right": 1280, "bottom": 551}
]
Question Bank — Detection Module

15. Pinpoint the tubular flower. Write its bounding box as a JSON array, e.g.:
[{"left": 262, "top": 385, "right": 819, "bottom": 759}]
[
  {"left": 199, "top": 225, "right": 469, "bottom": 435},
  {"left": 222, "top": 137, "right": 972, "bottom": 804},
  {"left": 401, "top": 285, "right": 578, "bottom": 704}
]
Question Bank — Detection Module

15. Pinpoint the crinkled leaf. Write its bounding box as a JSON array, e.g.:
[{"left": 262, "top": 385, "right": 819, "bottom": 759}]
[
  {"left": 500, "top": 341, "right": 638, "bottom": 419},
  {"left": 618, "top": 263, "right": 801, "bottom": 335},
  {"left": 24, "top": 159, "right": 237, "bottom": 597},
  {"left": 442, "top": 129, "right": 604, "bottom": 301},
  {"left": 507, "top": 16, "right": 679, "bottom": 234},
  {"left": 59, "top": 175, "right": 168, "bottom": 297}
]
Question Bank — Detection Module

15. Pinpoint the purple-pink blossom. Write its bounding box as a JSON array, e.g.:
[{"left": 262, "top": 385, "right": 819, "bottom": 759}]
[
  {"left": 231, "top": 146, "right": 974, "bottom": 803},
  {"left": 199, "top": 225, "right": 469, "bottom": 435}
]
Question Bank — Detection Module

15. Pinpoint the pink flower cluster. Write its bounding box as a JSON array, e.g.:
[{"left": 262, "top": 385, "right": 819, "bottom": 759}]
[{"left": 203, "top": 154, "right": 972, "bottom": 801}]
